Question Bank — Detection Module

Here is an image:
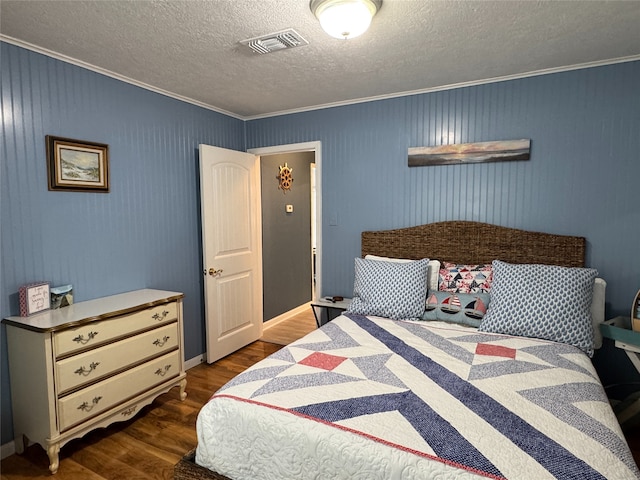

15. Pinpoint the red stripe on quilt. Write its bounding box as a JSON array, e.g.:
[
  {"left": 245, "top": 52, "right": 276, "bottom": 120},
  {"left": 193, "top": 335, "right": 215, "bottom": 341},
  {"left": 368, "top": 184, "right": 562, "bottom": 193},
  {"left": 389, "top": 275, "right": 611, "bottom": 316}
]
[{"left": 211, "top": 393, "right": 506, "bottom": 480}]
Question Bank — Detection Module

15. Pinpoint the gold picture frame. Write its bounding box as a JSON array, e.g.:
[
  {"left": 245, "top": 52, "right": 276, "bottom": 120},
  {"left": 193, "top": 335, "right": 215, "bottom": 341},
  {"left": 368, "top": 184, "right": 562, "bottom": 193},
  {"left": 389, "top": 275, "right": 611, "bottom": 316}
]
[{"left": 46, "top": 135, "right": 109, "bottom": 192}]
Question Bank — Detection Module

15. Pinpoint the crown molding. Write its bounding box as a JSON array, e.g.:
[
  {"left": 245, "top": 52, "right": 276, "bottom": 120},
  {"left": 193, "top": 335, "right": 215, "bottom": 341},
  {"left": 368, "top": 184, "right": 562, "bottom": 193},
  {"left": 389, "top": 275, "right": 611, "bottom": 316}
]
[
  {"left": 245, "top": 54, "right": 640, "bottom": 120},
  {"left": 0, "top": 35, "right": 244, "bottom": 121},
  {"left": 3, "top": 34, "right": 639, "bottom": 122}
]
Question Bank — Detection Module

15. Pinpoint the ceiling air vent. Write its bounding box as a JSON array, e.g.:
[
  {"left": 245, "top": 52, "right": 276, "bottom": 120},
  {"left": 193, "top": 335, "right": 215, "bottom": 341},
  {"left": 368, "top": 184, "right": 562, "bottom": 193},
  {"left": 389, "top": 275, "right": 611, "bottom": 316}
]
[{"left": 240, "top": 29, "right": 309, "bottom": 55}]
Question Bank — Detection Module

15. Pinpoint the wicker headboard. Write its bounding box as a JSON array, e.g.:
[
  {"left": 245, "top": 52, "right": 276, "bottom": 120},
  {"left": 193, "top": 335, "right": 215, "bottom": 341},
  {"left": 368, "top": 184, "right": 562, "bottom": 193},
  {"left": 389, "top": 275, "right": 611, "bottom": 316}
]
[{"left": 361, "top": 221, "right": 585, "bottom": 267}]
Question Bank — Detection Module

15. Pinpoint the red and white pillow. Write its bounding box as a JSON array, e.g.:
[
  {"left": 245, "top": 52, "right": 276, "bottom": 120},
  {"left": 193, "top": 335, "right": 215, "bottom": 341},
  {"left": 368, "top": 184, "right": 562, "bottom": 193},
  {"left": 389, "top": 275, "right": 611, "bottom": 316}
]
[{"left": 438, "top": 262, "right": 493, "bottom": 293}]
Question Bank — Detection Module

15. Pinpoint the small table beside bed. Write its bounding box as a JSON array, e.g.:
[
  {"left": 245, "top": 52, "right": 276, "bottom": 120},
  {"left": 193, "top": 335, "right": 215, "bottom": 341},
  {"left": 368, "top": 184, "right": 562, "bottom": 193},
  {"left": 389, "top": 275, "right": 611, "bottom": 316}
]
[{"left": 176, "top": 221, "right": 639, "bottom": 480}]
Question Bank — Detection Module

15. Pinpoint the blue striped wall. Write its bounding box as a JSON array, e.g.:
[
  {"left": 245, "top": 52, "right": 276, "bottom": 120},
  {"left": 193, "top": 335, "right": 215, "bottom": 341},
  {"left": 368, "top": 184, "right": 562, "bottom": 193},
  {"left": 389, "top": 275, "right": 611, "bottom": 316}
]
[
  {"left": 1, "top": 42, "right": 244, "bottom": 445},
  {"left": 246, "top": 62, "right": 640, "bottom": 320},
  {"left": 2, "top": 40, "right": 639, "bottom": 447}
]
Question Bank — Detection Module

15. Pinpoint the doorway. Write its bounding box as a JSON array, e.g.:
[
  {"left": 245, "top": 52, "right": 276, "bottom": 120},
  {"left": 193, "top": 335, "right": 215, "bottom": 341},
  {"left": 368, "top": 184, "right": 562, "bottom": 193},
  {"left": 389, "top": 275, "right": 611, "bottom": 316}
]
[{"left": 249, "top": 142, "right": 322, "bottom": 322}]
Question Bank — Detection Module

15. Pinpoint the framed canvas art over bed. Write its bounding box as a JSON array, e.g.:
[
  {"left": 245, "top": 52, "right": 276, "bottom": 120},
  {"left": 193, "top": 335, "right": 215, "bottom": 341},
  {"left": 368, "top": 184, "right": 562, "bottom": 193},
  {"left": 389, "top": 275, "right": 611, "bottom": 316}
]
[{"left": 177, "top": 221, "right": 639, "bottom": 480}]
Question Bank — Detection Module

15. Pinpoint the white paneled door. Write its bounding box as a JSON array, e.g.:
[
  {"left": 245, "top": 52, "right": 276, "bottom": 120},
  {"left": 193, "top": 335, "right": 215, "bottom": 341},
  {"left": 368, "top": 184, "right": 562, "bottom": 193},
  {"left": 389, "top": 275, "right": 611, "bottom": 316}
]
[{"left": 199, "top": 144, "right": 263, "bottom": 363}]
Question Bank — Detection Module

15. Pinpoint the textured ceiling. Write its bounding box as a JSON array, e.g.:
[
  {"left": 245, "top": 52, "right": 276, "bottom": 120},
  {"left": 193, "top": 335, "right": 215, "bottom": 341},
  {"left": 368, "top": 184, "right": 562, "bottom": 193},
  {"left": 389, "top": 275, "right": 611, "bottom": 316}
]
[{"left": 1, "top": 0, "right": 639, "bottom": 119}]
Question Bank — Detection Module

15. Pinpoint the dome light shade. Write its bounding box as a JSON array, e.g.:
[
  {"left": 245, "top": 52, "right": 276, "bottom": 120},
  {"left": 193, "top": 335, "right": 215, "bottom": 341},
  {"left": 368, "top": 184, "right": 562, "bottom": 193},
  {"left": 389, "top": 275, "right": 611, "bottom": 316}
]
[{"left": 311, "top": 0, "right": 382, "bottom": 40}]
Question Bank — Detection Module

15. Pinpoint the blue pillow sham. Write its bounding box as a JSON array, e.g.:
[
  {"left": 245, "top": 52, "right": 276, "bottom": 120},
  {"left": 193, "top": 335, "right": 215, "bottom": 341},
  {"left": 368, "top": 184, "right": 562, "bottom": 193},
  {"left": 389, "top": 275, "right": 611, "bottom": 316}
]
[
  {"left": 478, "top": 260, "right": 598, "bottom": 356},
  {"left": 347, "top": 257, "right": 430, "bottom": 320}
]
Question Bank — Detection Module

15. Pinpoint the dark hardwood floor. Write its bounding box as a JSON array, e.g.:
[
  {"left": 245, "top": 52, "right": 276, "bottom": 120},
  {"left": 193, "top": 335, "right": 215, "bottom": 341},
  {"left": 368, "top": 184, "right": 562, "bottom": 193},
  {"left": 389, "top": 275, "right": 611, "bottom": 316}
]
[
  {"left": 2, "top": 309, "right": 639, "bottom": 478},
  {"left": 0, "top": 310, "right": 315, "bottom": 480},
  {"left": 1, "top": 340, "right": 284, "bottom": 480}
]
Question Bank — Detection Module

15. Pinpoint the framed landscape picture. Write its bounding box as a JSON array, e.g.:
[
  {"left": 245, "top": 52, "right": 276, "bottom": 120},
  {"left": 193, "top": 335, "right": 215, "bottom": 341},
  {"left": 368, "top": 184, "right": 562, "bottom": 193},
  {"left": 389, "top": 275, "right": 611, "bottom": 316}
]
[
  {"left": 46, "top": 135, "right": 110, "bottom": 192},
  {"left": 408, "top": 139, "right": 531, "bottom": 167}
]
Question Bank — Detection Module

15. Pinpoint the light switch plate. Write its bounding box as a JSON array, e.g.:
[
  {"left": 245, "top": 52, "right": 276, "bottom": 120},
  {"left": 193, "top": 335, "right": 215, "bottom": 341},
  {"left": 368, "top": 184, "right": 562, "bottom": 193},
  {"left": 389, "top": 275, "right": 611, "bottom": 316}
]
[{"left": 286, "top": 204, "right": 294, "bottom": 213}]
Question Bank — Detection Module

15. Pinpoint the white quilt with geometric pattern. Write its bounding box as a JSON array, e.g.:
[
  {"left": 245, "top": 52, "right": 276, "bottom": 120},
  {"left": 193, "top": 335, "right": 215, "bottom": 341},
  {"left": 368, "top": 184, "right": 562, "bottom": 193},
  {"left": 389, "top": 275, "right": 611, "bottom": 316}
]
[{"left": 196, "top": 314, "right": 640, "bottom": 480}]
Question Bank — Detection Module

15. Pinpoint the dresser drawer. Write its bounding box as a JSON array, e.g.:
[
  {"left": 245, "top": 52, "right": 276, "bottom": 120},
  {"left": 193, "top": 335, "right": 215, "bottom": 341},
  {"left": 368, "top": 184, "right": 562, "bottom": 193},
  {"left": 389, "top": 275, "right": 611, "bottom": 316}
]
[
  {"left": 55, "top": 322, "right": 178, "bottom": 394},
  {"left": 58, "top": 350, "right": 180, "bottom": 431},
  {"left": 54, "top": 302, "right": 177, "bottom": 357}
]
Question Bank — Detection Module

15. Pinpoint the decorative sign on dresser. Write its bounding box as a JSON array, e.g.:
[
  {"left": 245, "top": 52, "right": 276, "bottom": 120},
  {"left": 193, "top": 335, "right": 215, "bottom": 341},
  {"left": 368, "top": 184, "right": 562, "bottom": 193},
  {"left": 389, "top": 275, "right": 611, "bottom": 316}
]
[
  {"left": 633, "top": 289, "right": 640, "bottom": 332},
  {"left": 2, "top": 289, "right": 187, "bottom": 474}
]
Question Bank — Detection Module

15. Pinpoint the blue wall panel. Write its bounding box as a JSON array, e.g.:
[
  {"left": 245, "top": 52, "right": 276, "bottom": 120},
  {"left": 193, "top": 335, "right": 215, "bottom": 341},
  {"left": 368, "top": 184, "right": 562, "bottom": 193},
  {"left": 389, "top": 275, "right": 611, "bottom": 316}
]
[
  {"left": 2, "top": 39, "right": 639, "bottom": 448},
  {"left": 246, "top": 62, "right": 640, "bottom": 319},
  {"left": 0, "top": 42, "right": 244, "bottom": 444}
]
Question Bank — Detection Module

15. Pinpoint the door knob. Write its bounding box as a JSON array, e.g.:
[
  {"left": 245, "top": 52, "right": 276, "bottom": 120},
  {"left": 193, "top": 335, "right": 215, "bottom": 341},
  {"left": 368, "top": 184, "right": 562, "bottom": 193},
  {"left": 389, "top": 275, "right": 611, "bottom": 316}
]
[{"left": 208, "top": 268, "right": 223, "bottom": 276}]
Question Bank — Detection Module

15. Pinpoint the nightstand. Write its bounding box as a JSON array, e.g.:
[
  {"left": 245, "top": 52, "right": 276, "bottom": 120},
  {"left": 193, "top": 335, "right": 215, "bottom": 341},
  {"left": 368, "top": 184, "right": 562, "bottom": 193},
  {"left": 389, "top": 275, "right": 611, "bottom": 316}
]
[
  {"left": 310, "top": 298, "right": 351, "bottom": 327},
  {"left": 600, "top": 316, "right": 640, "bottom": 425}
]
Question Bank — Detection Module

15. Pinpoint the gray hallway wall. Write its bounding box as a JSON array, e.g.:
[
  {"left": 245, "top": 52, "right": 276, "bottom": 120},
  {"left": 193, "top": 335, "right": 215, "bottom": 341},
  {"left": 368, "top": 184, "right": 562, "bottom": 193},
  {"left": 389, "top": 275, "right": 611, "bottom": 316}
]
[{"left": 261, "top": 152, "right": 315, "bottom": 321}]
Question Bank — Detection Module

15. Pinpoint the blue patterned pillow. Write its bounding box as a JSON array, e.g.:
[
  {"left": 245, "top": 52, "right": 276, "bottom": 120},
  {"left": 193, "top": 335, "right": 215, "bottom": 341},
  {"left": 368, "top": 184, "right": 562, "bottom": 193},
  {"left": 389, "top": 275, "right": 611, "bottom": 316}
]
[
  {"left": 422, "top": 291, "right": 491, "bottom": 328},
  {"left": 347, "top": 258, "right": 430, "bottom": 320},
  {"left": 478, "top": 260, "right": 598, "bottom": 356}
]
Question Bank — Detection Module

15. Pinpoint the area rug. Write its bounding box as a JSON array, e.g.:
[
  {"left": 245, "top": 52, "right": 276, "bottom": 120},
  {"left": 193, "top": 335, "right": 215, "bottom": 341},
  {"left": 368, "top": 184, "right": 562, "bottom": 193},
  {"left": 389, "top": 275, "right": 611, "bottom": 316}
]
[{"left": 174, "top": 449, "right": 231, "bottom": 480}]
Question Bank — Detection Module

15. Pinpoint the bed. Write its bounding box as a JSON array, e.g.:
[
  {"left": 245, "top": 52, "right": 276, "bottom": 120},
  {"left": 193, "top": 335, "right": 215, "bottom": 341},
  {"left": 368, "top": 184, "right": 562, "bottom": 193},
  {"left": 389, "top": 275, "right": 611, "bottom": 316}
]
[{"left": 176, "top": 221, "right": 640, "bottom": 480}]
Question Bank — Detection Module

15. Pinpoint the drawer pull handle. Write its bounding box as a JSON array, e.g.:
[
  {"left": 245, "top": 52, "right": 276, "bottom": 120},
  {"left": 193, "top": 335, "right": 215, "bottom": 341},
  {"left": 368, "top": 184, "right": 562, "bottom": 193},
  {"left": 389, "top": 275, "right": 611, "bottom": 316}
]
[
  {"left": 152, "top": 310, "right": 170, "bottom": 321},
  {"left": 78, "top": 396, "right": 102, "bottom": 412},
  {"left": 153, "top": 336, "right": 170, "bottom": 347},
  {"left": 75, "top": 362, "right": 100, "bottom": 376},
  {"left": 121, "top": 406, "right": 137, "bottom": 417},
  {"left": 154, "top": 365, "right": 172, "bottom": 377},
  {"left": 73, "top": 331, "right": 98, "bottom": 344}
]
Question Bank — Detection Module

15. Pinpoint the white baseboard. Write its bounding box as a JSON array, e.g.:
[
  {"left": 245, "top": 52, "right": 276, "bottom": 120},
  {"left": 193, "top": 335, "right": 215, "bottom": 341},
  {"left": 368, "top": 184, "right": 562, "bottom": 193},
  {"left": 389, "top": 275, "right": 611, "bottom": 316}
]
[
  {"left": 1, "top": 440, "right": 15, "bottom": 460},
  {"left": 0, "top": 312, "right": 307, "bottom": 460},
  {"left": 0, "top": 356, "right": 205, "bottom": 460},
  {"left": 185, "top": 354, "right": 204, "bottom": 370},
  {"left": 263, "top": 302, "right": 311, "bottom": 330},
  {"left": 184, "top": 304, "right": 311, "bottom": 368}
]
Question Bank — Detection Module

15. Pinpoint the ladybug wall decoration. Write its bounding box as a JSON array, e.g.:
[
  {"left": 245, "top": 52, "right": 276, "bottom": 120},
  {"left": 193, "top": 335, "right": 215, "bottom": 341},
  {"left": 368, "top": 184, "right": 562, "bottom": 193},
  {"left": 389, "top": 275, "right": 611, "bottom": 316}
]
[{"left": 277, "top": 163, "right": 293, "bottom": 193}]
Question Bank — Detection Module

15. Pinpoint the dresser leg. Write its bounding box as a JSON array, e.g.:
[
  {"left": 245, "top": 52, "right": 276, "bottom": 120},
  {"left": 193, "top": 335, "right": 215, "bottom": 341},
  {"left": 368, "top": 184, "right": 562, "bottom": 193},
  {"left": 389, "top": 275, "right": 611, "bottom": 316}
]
[
  {"left": 179, "top": 378, "right": 187, "bottom": 401},
  {"left": 47, "top": 443, "right": 60, "bottom": 474}
]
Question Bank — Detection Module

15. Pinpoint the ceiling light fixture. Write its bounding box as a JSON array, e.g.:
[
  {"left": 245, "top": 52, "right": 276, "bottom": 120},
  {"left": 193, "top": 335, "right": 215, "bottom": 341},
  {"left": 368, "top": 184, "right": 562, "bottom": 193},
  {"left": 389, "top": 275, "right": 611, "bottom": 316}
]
[{"left": 310, "top": 0, "right": 382, "bottom": 40}]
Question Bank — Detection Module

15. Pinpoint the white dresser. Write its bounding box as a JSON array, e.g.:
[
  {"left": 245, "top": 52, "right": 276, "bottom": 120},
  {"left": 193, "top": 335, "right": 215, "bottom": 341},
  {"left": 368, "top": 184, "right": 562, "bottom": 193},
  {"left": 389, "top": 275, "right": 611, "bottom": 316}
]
[{"left": 2, "top": 289, "right": 187, "bottom": 474}]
